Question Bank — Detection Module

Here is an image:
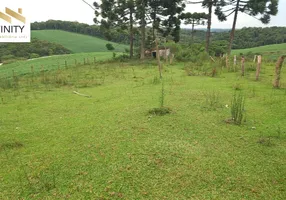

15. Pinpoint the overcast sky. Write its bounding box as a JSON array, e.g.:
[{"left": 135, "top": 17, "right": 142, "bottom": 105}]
[{"left": 1, "top": 0, "right": 285, "bottom": 29}]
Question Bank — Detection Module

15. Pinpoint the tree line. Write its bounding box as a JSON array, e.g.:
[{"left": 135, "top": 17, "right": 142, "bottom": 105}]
[
  {"left": 31, "top": 20, "right": 285, "bottom": 52},
  {"left": 91, "top": 0, "right": 279, "bottom": 58},
  {"left": 212, "top": 26, "right": 286, "bottom": 49},
  {"left": 0, "top": 39, "right": 71, "bottom": 63}
]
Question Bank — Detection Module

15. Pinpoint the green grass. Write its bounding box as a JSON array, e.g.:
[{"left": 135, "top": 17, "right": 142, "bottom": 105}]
[
  {"left": 0, "top": 58, "right": 286, "bottom": 199},
  {"left": 0, "top": 52, "right": 123, "bottom": 79},
  {"left": 32, "top": 30, "right": 129, "bottom": 53},
  {"left": 232, "top": 43, "right": 286, "bottom": 60}
]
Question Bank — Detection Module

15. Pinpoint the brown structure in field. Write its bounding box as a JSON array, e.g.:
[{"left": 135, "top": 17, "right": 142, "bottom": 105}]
[{"left": 145, "top": 48, "right": 171, "bottom": 59}]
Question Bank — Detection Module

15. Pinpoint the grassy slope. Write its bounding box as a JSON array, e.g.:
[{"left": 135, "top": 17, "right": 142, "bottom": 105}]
[
  {"left": 32, "top": 30, "right": 129, "bottom": 53},
  {"left": 0, "top": 52, "right": 123, "bottom": 78},
  {"left": 232, "top": 43, "right": 286, "bottom": 60},
  {"left": 0, "top": 59, "right": 286, "bottom": 199}
]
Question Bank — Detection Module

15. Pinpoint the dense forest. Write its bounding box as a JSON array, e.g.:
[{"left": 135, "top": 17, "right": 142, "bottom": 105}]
[
  {"left": 0, "top": 39, "right": 71, "bottom": 63},
  {"left": 212, "top": 27, "right": 286, "bottom": 49}
]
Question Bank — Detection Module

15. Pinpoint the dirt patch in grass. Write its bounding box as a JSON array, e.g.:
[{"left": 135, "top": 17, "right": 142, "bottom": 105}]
[
  {"left": 148, "top": 107, "right": 172, "bottom": 116},
  {"left": 0, "top": 141, "right": 24, "bottom": 152}
]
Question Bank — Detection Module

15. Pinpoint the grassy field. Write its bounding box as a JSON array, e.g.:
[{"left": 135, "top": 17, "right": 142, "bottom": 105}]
[
  {"left": 0, "top": 57, "right": 286, "bottom": 199},
  {"left": 232, "top": 43, "right": 286, "bottom": 61},
  {"left": 32, "top": 30, "right": 129, "bottom": 53},
  {"left": 0, "top": 52, "right": 124, "bottom": 79}
]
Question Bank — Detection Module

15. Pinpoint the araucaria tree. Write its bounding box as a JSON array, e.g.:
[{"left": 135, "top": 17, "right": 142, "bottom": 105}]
[
  {"left": 136, "top": 0, "right": 148, "bottom": 59},
  {"left": 148, "top": 0, "right": 186, "bottom": 43},
  {"left": 215, "top": 0, "right": 279, "bottom": 55},
  {"left": 181, "top": 12, "right": 208, "bottom": 42},
  {"left": 185, "top": 0, "right": 221, "bottom": 53},
  {"left": 94, "top": 0, "right": 186, "bottom": 59},
  {"left": 93, "top": 0, "right": 137, "bottom": 58}
]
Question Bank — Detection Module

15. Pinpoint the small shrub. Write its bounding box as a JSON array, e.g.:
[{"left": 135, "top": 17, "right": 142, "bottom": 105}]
[
  {"left": 257, "top": 137, "right": 273, "bottom": 147},
  {"left": 29, "top": 53, "right": 40, "bottom": 59},
  {"left": 152, "top": 76, "right": 161, "bottom": 85},
  {"left": 0, "top": 78, "right": 13, "bottom": 89},
  {"left": 203, "top": 91, "right": 221, "bottom": 110},
  {"left": 106, "top": 43, "right": 115, "bottom": 51},
  {"left": 233, "top": 83, "right": 242, "bottom": 90},
  {"left": 54, "top": 74, "right": 68, "bottom": 86},
  {"left": 230, "top": 92, "right": 246, "bottom": 125}
]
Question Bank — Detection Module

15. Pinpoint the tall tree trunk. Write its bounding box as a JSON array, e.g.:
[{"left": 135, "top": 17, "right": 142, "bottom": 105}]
[
  {"left": 140, "top": 9, "right": 146, "bottom": 60},
  {"left": 152, "top": 9, "right": 157, "bottom": 42},
  {"left": 129, "top": 11, "right": 134, "bottom": 58},
  {"left": 227, "top": 0, "right": 240, "bottom": 56},
  {"left": 255, "top": 55, "right": 262, "bottom": 81},
  {"left": 206, "top": 3, "right": 213, "bottom": 53},
  {"left": 241, "top": 56, "right": 245, "bottom": 76},
  {"left": 191, "top": 20, "right": 195, "bottom": 42}
]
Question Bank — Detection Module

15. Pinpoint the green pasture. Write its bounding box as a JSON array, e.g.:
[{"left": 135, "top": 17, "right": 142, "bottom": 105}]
[
  {"left": 32, "top": 30, "right": 129, "bottom": 53},
  {"left": 0, "top": 57, "right": 286, "bottom": 199},
  {"left": 232, "top": 43, "right": 286, "bottom": 61},
  {"left": 0, "top": 52, "right": 122, "bottom": 79}
]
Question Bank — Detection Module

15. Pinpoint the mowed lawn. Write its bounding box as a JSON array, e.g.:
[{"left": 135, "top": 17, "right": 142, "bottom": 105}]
[
  {"left": 32, "top": 30, "right": 129, "bottom": 53},
  {"left": 0, "top": 59, "right": 286, "bottom": 199}
]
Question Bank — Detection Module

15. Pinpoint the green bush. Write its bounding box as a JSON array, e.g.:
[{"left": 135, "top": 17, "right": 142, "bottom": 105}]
[
  {"left": 106, "top": 43, "right": 115, "bottom": 51},
  {"left": 1, "top": 54, "right": 15, "bottom": 62},
  {"left": 29, "top": 53, "right": 40, "bottom": 59},
  {"left": 0, "top": 38, "right": 71, "bottom": 63}
]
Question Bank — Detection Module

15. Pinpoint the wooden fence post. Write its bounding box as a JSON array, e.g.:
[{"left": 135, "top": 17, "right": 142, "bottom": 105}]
[
  {"left": 233, "top": 55, "right": 237, "bottom": 71},
  {"left": 273, "top": 55, "right": 286, "bottom": 88},
  {"left": 255, "top": 55, "right": 262, "bottom": 81},
  {"left": 241, "top": 56, "right": 245, "bottom": 76},
  {"left": 253, "top": 55, "right": 257, "bottom": 63},
  {"left": 210, "top": 56, "right": 216, "bottom": 77},
  {"left": 234, "top": 55, "right": 237, "bottom": 65},
  {"left": 225, "top": 55, "right": 229, "bottom": 71}
]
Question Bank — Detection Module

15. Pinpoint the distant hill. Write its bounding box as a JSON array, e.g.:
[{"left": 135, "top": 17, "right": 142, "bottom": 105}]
[
  {"left": 232, "top": 43, "right": 286, "bottom": 60},
  {"left": 213, "top": 27, "right": 286, "bottom": 49},
  {"left": 32, "top": 30, "right": 129, "bottom": 53}
]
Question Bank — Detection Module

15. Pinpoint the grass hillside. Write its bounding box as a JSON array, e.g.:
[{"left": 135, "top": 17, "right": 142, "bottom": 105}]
[
  {"left": 32, "top": 30, "right": 129, "bottom": 53},
  {"left": 232, "top": 43, "right": 286, "bottom": 60},
  {"left": 0, "top": 52, "right": 120, "bottom": 79}
]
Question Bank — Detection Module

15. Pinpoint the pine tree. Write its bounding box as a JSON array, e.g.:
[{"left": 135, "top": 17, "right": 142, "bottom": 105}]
[
  {"left": 185, "top": 0, "right": 221, "bottom": 53},
  {"left": 93, "top": 0, "right": 137, "bottom": 58}
]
